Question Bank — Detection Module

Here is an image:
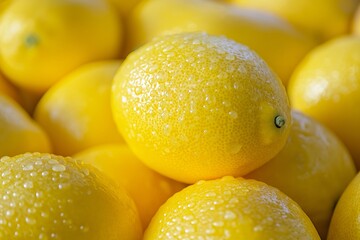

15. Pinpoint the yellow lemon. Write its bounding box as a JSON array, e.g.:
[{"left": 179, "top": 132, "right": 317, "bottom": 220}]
[
  {"left": 327, "top": 171, "right": 360, "bottom": 239},
  {"left": 227, "top": 0, "right": 359, "bottom": 41},
  {"left": 0, "top": 72, "right": 20, "bottom": 103},
  {"left": 0, "top": 94, "right": 51, "bottom": 157},
  {"left": 0, "top": 152, "right": 142, "bottom": 239},
  {"left": 34, "top": 60, "right": 124, "bottom": 156},
  {"left": 126, "top": 0, "right": 318, "bottom": 84},
  {"left": 0, "top": 0, "right": 123, "bottom": 93},
  {"left": 287, "top": 36, "right": 360, "bottom": 169},
  {"left": 74, "top": 144, "right": 187, "bottom": 228},
  {"left": 144, "top": 176, "right": 320, "bottom": 239},
  {"left": 112, "top": 32, "right": 291, "bottom": 183},
  {"left": 245, "top": 110, "right": 356, "bottom": 239}
]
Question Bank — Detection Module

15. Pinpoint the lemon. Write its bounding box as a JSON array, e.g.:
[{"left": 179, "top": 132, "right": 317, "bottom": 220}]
[
  {"left": 0, "top": 152, "right": 142, "bottom": 239},
  {"left": 0, "top": 72, "right": 20, "bottom": 103},
  {"left": 34, "top": 60, "right": 124, "bottom": 156},
  {"left": 227, "top": 0, "right": 359, "bottom": 41},
  {"left": 245, "top": 110, "right": 356, "bottom": 239},
  {"left": 0, "top": 0, "right": 122, "bottom": 93},
  {"left": 112, "top": 32, "right": 291, "bottom": 183},
  {"left": 144, "top": 176, "right": 320, "bottom": 239},
  {"left": 0, "top": 95, "right": 51, "bottom": 157},
  {"left": 74, "top": 144, "right": 187, "bottom": 228},
  {"left": 327, "top": 171, "right": 360, "bottom": 239},
  {"left": 126, "top": 0, "right": 318, "bottom": 83},
  {"left": 288, "top": 36, "right": 360, "bottom": 169}
]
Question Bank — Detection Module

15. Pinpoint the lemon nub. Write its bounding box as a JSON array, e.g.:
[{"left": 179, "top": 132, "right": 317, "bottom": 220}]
[{"left": 274, "top": 115, "right": 285, "bottom": 128}]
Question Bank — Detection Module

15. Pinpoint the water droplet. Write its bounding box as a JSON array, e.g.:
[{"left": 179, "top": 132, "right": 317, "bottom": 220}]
[
  {"left": 41, "top": 212, "right": 49, "bottom": 218},
  {"left": 224, "top": 210, "right": 236, "bottom": 220},
  {"left": 121, "top": 96, "right": 127, "bottom": 103},
  {"left": 253, "top": 225, "right": 264, "bottom": 232},
  {"left": 48, "top": 159, "right": 59, "bottom": 165},
  {"left": 52, "top": 164, "right": 66, "bottom": 172},
  {"left": 30, "top": 172, "right": 37, "bottom": 177},
  {"left": 229, "top": 144, "right": 242, "bottom": 155},
  {"left": 41, "top": 171, "right": 49, "bottom": 177},
  {"left": 228, "top": 111, "right": 238, "bottom": 119},
  {"left": 58, "top": 183, "right": 70, "bottom": 190},
  {"left": 22, "top": 164, "right": 33, "bottom": 171},
  {"left": 213, "top": 221, "right": 224, "bottom": 227},
  {"left": 5, "top": 210, "right": 14, "bottom": 217},
  {"left": 25, "top": 217, "right": 36, "bottom": 225},
  {"left": 1, "top": 170, "right": 10, "bottom": 177},
  {"left": 205, "top": 191, "right": 216, "bottom": 197},
  {"left": 23, "top": 181, "right": 33, "bottom": 189},
  {"left": 163, "top": 124, "right": 171, "bottom": 136},
  {"left": 80, "top": 225, "right": 89, "bottom": 232}
]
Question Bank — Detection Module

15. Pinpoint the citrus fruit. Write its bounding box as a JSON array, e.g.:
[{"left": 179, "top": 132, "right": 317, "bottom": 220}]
[
  {"left": 0, "top": 152, "right": 142, "bottom": 239},
  {"left": 287, "top": 36, "right": 360, "bottom": 169},
  {"left": 74, "top": 144, "right": 187, "bottom": 228},
  {"left": 125, "top": 0, "right": 318, "bottom": 83},
  {"left": 34, "top": 60, "right": 124, "bottom": 156},
  {"left": 245, "top": 110, "right": 356, "bottom": 238},
  {"left": 0, "top": 94, "right": 51, "bottom": 157},
  {"left": 227, "top": 0, "right": 359, "bottom": 41},
  {"left": 327, "top": 171, "right": 360, "bottom": 239},
  {"left": 144, "top": 176, "right": 320, "bottom": 239},
  {"left": 0, "top": 0, "right": 123, "bottom": 93},
  {"left": 112, "top": 32, "right": 291, "bottom": 183}
]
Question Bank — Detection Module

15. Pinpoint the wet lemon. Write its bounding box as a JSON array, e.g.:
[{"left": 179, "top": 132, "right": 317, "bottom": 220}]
[
  {"left": 126, "top": 0, "right": 318, "bottom": 83},
  {"left": 0, "top": 152, "right": 142, "bottom": 239},
  {"left": 0, "top": 94, "right": 51, "bottom": 157},
  {"left": 227, "top": 0, "right": 359, "bottom": 40},
  {"left": 245, "top": 110, "right": 356, "bottom": 238},
  {"left": 0, "top": 0, "right": 122, "bottom": 93},
  {"left": 34, "top": 61, "right": 124, "bottom": 156},
  {"left": 288, "top": 36, "right": 360, "bottom": 169},
  {"left": 327, "top": 171, "right": 360, "bottom": 239},
  {"left": 112, "top": 32, "right": 291, "bottom": 183},
  {"left": 144, "top": 176, "right": 320, "bottom": 239},
  {"left": 74, "top": 144, "right": 186, "bottom": 228}
]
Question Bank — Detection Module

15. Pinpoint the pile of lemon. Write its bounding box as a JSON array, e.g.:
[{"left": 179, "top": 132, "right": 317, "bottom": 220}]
[{"left": 0, "top": 0, "right": 360, "bottom": 239}]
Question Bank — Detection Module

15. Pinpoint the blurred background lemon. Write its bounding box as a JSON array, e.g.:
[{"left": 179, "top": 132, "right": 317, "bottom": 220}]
[
  {"left": 74, "top": 144, "right": 186, "bottom": 228},
  {"left": 34, "top": 61, "right": 124, "bottom": 156},
  {"left": 0, "top": 0, "right": 123, "bottom": 93}
]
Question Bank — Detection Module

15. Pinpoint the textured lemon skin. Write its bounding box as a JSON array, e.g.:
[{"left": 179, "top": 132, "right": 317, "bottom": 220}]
[
  {"left": 125, "top": 0, "right": 318, "bottom": 84},
  {"left": 0, "top": 153, "right": 142, "bottom": 240},
  {"left": 328, "top": 172, "right": 360, "bottom": 240},
  {"left": 113, "top": 33, "right": 291, "bottom": 183},
  {"left": 74, "top": 144, "right": 187, "bottom": 228},
  {"left": 228, "top": 0, "right": 359, "bottom": 41},
  {"left": 0, "top": 0, "right": 122, "bottom": 93},
  {"left": 0, "top": 72, "right": 20, "bottom": 103},
  {"left": 246, "top": 110, "right": 356, "bottom": 239},
  {"left": 144, "top": 176, "right": 320, "bottom": 239},
  {"left": 34, "top": 61, "right": 124, "bottom": 156},
  {"left": 288, "top": 36, "right": 360, "bottom": 169},
  {"left": 0, "top": 95, "right": 51, "bottom": 157}
]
